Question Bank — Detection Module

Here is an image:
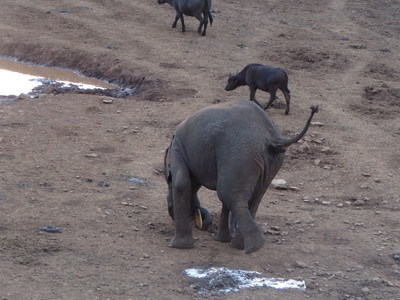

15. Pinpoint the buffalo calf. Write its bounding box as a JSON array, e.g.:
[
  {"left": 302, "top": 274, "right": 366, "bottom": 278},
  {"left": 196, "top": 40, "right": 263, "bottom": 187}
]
[{"left": 225, "top": 64, "right": 291, "bottom": 114}]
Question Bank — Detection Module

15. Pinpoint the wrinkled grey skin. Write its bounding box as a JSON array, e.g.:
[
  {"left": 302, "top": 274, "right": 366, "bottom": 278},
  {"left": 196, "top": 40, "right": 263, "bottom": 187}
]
[
  {"left": 225, "top": 64, "right": 291, "bottom": 114},
  {"left": 157, "top": 0, "right": 213, "bottom": 36},
  {"left": 164, "top": 100, "right": 318, "bottom": 253}
]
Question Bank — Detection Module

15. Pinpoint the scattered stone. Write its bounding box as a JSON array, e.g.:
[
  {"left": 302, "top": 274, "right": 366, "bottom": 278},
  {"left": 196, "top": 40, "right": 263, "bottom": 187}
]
[
  {"left": 294, "top": 261, "right": 308, "bottom": 268},
  {"left": 128, "top": 178, "right": 149, "bottom": 184},
  {"left": 311, "top": 121, "right": 324, "bottom": 127},
  {"left": 271, "top": 179, "right": 288, "bottom": 190},
  {"left": 98, "top": 181, "right": 110, "bottom": 187},
  {"left": 390, "top": 253, "right": 400, "bottom": 264},
  {"left": 289, "top": 186, "right": 301, "bottom": 192},
  {"left": 359, "top": 184, "right": 371, "bottom": 189},
  {"left": 353, "top": 199, "right": 366, "bottom": 206},
  {"left": 374, "top": 178, "right": 382, "bottom": 183},
  {"left": 312, "top": 138, "right": 323, "bottom": 144},
  {"left": 349, "top": 44, "right": 366, "bottom": 49},
  {"left": 361, "top": 287, "right": 370, "bottom": 294},
  {"left": 85, "top": 153, "right": 98, "bottom": 158},
  {"left": 361, "top": 173, "right": 371, "bottom": 177},
  {"left": 321, "top": 201, "right": 331, "bottom": 205},
  {"left": 102, "top": 98, "right": 113, "bottom": 104},
  {"left": 314, "top": 159, "right": 321, "bottom": 166},
  {"left": 299, "top": 142, "right": 310, "bottom": 152},
  {"left": 321, "top": 146, "right": 331, "bottom": 153},
  {"left": 286, "top": 268, "right": 295, "bottom": 273},
  {"left": 39, "top": 226, "right": 61, "bottom": 233},
  {"left": 306, "top": 280, "right": 317, "bottom": 290},
  {"left": 270, "top": 226, "right": 281, "bottom": 231}
]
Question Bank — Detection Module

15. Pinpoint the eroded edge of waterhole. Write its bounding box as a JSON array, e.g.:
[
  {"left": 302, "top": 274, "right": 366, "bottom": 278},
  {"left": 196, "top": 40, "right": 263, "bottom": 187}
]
[{"left": 0, "top": 41, "right": 161, "bottom": 99}]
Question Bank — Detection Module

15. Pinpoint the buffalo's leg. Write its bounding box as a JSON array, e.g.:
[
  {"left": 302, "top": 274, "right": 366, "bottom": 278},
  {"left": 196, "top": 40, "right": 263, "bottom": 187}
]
[
  {"left": 194, "top": 12, "right": 208, "bottom": 36},
  {"left": 169, "top": 157, "right": 194, "bottom": 248},
  {"left": 172, "top": 15, "right": 179, "bottom": 28},
  {"left": 214, "top": 204, "right": 231, "bottom": 242},
  {"left": 264, "top": 89, "right": 277, "bottom": 110},
  {"left": 282, "top": 88, "right": 291, "bottom": 115},
  {"left": 249, "top": 86, "right": 263, "bottom": 108}
]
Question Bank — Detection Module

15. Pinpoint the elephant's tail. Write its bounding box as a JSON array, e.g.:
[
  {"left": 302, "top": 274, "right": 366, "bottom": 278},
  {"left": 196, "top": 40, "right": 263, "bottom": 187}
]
[{"left": 273, "top": 105, "right": 319, "bottom": 148}]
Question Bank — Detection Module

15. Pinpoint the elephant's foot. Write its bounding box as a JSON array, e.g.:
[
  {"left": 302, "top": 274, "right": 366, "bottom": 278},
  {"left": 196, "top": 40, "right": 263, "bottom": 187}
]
[
  {"left": 230, "top": 233, "right": 245, "bottom": 250},
  {"left": 170, "top": 234, "right": 194, "bottom": 249},
  {"left": 244, "top": 232, "right": 266, "bottom": 254},
  {"left": 214, "top": 229, "right": 231, "bottom": 243}
]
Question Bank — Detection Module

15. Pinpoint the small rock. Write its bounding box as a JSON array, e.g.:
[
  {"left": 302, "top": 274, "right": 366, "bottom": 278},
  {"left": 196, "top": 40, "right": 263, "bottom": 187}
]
[
  {"left": 102, "top": 98, "right": 113, "bottom": 104},
  {"left": 306, "top": 281, "right": 317, "bottom": 290},
  {"left": 353, "top": 199, "right": 365, "bottom": 206},
  {"left": 271, "top": 179, "right": 288, "bottom": 189},
  {"left": 320, "top": 146, "right": 331, "bottom": 153},
  {"left": 289, "top": 186, "right": 301, "bottom": 192},
  {"left": 311, "top": 122, "right": 324, "bottom": 127},
  {"left": 85, "top": 153, "right": 98, "bottom": 158},
  {"left": 321, "top": 201, "right": 331, "bottom": 205},
  {"left": 286, "top": 268, "right": 295, "bottom": 273},
  {"left": 314, "top": 159, "right": 321, "bottom": 166},
  {"left": 299, "top": 142, "right": 310, "bottom": 152},
  {"left": 361, "top": 287, "right": 370, "bottom": 294},
  {"left": 389, "top": 253, "right": 400, "bottom": 264},
  {"left": 294, "top": 260, "right": 308, "bottom": 268},
  {"left": 311, "top": 139, "right": 323, "bottom": 144},
  {"left": 39, "top": 226, "right": 61, "bottom": 233},
  {"left": 361, "top": 173, "right": 371, "bottom": 177},
  {"left": 98, "top": 181, "right": 110, "bottom": 187}
]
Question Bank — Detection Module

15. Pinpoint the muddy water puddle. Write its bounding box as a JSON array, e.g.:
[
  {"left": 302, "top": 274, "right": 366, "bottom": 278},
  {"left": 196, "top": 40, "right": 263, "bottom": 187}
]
[{"left": 0, "top": 57, "right": 134, "bottom": 100}]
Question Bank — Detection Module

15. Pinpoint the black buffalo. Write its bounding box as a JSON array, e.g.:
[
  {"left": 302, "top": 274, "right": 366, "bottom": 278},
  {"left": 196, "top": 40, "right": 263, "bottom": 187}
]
[
  {"left": 157, "top": 0, "right": 213, "bottom": 36},
  {"left": 225, "top": 64, "right": 291, "bottom": 114}
]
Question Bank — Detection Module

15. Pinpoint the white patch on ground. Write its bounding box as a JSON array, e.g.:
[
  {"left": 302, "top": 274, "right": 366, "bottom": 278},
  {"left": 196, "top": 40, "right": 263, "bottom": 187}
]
[
  {"left": 185, "top": 267, "right": 306, "bottom": 295},
  {"left": 0, "top": 68, "right": 106, "bottom": 97}
]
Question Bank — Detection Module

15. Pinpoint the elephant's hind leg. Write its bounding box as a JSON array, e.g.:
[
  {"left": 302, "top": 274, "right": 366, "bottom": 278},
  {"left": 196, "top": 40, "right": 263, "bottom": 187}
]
[
  {"left": 170, "top": 159, "right": 194, "bottom": 249},
  {"left": 232, "top": 206, "right": 265, "bottom": 254},
  {"left": 214, "top": 204, "right": 231, "bottom": 242}
]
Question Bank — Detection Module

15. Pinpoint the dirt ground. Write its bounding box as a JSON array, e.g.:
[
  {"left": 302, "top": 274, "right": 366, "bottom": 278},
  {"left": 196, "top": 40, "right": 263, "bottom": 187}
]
[{"left": 0, "top": 0, "right": 399, "bottom": 299}]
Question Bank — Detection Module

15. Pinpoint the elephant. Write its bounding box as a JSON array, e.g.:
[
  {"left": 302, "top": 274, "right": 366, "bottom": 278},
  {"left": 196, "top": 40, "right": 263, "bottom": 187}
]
[{"left": 164, "top": 100, "right": 318, "bottom": 253}]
